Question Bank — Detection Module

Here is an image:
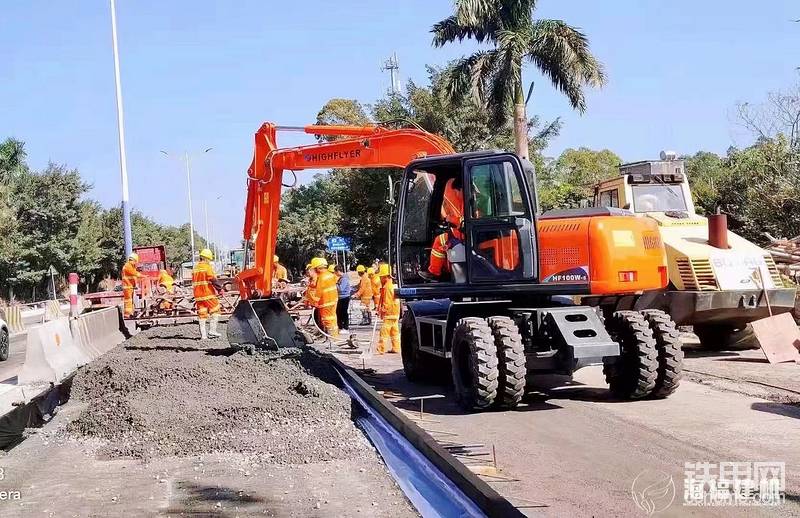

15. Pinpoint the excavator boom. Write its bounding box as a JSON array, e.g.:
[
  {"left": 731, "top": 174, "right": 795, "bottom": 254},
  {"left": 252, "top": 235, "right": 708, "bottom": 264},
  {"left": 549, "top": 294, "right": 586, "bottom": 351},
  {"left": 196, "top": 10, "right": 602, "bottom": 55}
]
[{"left": 239, "top": 122, "right": 454, "bottom": 298}]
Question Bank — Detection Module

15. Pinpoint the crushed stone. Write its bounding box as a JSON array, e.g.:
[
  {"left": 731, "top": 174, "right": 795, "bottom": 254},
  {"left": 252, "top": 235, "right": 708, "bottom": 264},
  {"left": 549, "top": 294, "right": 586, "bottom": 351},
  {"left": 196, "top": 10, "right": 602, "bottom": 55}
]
[{"left": 66, "top": 323, "right": 373, "bottom": 463}]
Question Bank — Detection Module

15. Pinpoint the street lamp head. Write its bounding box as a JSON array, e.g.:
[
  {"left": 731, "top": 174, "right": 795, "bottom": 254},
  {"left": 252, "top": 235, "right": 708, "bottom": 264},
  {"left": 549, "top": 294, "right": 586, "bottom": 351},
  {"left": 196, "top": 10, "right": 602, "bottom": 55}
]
[
  {"left": 204, "top": 147, "right": 213, "bottom": 153},
  {"left": 160, "top": 150, "right": 169, "bottom": 156}
]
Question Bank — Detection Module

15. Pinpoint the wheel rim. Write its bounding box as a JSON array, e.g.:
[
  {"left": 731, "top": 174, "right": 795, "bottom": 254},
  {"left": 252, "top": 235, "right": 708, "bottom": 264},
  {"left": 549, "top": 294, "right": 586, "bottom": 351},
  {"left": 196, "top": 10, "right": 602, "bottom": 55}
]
[{"left": 0, "top": 331, "right": 8, "bottom": 355}]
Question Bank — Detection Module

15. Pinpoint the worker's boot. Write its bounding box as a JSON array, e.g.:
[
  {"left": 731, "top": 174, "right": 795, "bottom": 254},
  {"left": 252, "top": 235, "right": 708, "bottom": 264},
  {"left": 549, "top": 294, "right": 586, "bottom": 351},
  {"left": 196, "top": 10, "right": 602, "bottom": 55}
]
[
  {"left": 199, "top": 320, "right": 208, "bottom": 340},
  {"left": 208, "top": 314, "right": 221, "bottom": 338},
  {"left": 360, "top": 309, "right": 371, "bottom": 326}
]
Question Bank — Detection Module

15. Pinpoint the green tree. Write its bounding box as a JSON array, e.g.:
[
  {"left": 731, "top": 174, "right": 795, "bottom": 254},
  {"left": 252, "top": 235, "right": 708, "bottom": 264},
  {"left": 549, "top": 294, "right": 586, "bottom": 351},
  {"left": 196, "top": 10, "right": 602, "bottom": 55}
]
[
  {"left": 432, "top": 0, "right": 605, "bottom": 158},
  {"left": 538, "top": 147, "right": 621, "bottom": 210}
]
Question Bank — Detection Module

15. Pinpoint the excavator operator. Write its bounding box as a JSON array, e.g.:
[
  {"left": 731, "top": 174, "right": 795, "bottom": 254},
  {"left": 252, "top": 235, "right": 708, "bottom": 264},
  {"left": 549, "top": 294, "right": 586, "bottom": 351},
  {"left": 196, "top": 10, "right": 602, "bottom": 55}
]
[{"left": 421, "top": 177, "right": 464, "bottom": 281}]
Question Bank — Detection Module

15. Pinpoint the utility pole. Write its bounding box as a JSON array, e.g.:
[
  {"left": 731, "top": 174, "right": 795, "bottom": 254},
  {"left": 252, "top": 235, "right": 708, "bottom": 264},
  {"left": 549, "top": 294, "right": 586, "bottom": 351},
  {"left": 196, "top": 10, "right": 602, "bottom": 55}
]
[
  {"left": 381, "top": 52, "right": 400, "bottom": 94},
  {"left": 161, "top": 148, "right": 212, "bottom": 264},
  {"left": 110, "top": 0, "right": 132, "bottom": 256},
  {"left": 184, "top": 152, "right": 196, "bottom": 263},
  {"left": 203, "top": 199, "right": 210, "bottom": 248}
]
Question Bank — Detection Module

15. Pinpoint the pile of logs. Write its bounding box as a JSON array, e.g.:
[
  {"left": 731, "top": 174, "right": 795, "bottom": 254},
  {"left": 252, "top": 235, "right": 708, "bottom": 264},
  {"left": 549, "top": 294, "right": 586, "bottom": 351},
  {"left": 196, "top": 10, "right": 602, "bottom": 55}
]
[{"left": 765, "top": 233, "right": 800, "bottom": 283}]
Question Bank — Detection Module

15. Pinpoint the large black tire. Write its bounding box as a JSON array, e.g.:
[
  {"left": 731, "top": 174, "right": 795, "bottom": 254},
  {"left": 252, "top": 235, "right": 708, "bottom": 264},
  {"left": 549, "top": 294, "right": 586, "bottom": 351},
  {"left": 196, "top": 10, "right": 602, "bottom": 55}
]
[
  {"left": 0, "top": 328, "right": 8, "bottom": 362},
  {"left": 693, "top": 324, "right": 757, "bottom": 351},
  {"left": 603, "top": 311, "right": 658, "bottom": 399},
  {"left": 486, "top": 316, "right": 526, "bottom": 409},
  {"left": 640, "top": 310, "right": 683, "bottom": 398},
  {"left": 451, "top": 317, "right": 498, "bottom": 410}
]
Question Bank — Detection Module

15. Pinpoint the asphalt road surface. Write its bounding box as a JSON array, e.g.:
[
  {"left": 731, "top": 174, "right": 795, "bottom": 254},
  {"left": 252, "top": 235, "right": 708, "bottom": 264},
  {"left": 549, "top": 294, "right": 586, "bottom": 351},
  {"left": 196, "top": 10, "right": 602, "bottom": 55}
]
[
  {"left": 332, "top": 324, "right": 800, "bottom": 517},
  {"left": 0, "top": 333, "right": 27, "bottom": 384}
]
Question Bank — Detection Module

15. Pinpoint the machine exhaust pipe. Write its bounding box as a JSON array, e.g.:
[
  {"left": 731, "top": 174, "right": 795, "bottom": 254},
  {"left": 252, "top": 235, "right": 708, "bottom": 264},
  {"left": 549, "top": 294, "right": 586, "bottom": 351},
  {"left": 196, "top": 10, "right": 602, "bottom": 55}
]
[{"left": 708, "top": 211, "right": 729, "bottom": 249}]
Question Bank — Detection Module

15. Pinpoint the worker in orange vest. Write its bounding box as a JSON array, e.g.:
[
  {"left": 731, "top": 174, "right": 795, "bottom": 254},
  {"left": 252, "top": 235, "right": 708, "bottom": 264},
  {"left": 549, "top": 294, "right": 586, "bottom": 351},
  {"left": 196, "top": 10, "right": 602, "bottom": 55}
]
[
  {"left": 377, "top": 263, "right": 400, "bottom": 354},
  {"left": 424, "top": 178, "right": 464, "bottom": 280},
  {"left": 157, "top": 268, "right": 175, "bottom": 310},
  {"left": 121, "top": 253, "right": 142, "bottom": 318},
  {"left": 273, "top": 255, "right": 289, "bottom": 284},
  {"left": 303, "top": 262, "right": 323, "bottom": 331},
  {"left": 369, "top": 266, "right": 381, "bottom": 310},
  {"left": 353, "top": 265, "right": 373, "bottom": 325},
  {"left": 311, "top": 257, "right": 339, "bottom": 337},
  {"left": 193, "top": 248, "right": 223, "bottom": 339}
]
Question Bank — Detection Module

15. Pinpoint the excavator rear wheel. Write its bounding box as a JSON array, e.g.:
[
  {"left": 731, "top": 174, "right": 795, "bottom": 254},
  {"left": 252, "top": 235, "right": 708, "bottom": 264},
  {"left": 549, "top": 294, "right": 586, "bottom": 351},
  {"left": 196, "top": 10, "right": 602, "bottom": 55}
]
[
  {"left": 603, "top": 311, "right": 658, "bottom": 400},
  {"left": 451, "top": 317, "right": 498, "bottom": 411},
  {"left": 640, "top": 310, "right": 683, "bottom": 398},
  {"left": 486, "top": 316, "right": 526, "bottom": 409}
]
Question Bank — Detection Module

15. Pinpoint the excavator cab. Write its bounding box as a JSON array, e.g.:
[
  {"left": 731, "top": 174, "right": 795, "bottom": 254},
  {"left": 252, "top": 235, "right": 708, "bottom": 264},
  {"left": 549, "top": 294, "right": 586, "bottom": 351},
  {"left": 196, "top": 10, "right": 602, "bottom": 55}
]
[{"left": 395, "top": 151, "right": 543, "bottom": 298}]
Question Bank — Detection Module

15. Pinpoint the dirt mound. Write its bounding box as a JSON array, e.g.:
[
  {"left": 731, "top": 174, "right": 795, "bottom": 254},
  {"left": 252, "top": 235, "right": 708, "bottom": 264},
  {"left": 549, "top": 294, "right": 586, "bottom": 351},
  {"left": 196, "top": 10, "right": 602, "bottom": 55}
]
[{"left": 67, "top": 324, "right": 372, "bottom": 463}]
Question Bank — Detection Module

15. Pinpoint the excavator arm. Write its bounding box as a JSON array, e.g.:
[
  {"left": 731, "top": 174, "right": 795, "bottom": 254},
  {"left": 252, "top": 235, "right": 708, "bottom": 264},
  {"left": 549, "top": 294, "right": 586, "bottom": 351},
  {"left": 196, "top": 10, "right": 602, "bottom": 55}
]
[{"left": 238, "top": 122, "right": 455, "bottom": 298}]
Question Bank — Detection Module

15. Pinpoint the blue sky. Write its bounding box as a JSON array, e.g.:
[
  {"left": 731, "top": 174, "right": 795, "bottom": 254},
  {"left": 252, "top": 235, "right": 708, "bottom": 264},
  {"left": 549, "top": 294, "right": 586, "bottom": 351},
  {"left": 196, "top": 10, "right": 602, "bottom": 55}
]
[{"left": 1, "top": 1, "right": 798, "bottom": 248}]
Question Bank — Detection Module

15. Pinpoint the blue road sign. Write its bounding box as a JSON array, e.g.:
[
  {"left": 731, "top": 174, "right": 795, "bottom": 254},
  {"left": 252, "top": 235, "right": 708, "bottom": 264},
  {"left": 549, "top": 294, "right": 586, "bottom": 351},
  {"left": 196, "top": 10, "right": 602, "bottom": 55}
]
[{"left": 326, "top": 236, "right": 350, "bottom": 251}]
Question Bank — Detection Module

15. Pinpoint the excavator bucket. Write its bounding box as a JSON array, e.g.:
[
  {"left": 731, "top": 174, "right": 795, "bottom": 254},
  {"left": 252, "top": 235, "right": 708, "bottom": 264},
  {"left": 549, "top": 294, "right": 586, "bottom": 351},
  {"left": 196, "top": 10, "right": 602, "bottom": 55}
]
[{"left": 227, "top": 297, "right": 306, "bottom": 350}]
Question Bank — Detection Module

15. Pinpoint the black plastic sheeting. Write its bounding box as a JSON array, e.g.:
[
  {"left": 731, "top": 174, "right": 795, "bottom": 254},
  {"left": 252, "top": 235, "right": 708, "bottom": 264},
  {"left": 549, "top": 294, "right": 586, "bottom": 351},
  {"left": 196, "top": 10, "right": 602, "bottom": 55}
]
[{"left": 0, "top": 376, "right": 72, "bottom": 450}]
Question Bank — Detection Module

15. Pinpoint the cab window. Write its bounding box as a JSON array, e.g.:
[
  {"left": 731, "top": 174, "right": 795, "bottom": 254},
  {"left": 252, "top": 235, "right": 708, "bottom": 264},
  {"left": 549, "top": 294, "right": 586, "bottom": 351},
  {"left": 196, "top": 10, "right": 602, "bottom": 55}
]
[
  {"left": 598, "top": 189, "right": 619, "bottom": 208},
  {"left": 469, "top": 162, "right": 526, "bottom": 219}
]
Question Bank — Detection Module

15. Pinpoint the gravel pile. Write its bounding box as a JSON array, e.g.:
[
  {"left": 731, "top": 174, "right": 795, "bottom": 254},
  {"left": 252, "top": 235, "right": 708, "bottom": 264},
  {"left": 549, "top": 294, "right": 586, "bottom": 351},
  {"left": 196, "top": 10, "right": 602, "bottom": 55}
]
[{"left": 66, "top": 324, "right": 372, "bottom": 463}]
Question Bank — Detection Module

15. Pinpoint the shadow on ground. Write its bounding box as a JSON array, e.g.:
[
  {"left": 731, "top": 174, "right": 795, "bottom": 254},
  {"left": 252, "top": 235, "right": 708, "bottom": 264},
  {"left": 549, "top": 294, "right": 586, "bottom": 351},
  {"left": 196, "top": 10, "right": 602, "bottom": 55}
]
[
  {"left": 162, "top": 481, "right": 267, "bottom": 517},
  {"left": 751, "top": 401, "right": 800, "bottom": 419}
]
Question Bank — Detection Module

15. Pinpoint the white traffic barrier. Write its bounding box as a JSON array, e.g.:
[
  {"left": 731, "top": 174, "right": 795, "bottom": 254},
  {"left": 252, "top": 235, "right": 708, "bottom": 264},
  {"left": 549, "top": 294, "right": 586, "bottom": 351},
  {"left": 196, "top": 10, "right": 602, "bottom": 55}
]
[
  {"left": 70, "top": 306, "right": 126, "bottom": 361},
  {"left": 17, "top": 318, "right": 90, "bottom": 385},
  {"left": 1, "top": 306, "right": 25, "bottom": 334},
  {"left": 44, "top": 300, "right": 64, "bottom": 322}
]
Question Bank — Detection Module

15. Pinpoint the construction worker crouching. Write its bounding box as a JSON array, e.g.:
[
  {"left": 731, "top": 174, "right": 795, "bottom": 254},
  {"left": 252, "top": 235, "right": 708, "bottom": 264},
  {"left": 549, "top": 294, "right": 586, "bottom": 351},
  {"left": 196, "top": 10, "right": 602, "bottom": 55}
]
[
  {"left": 273, "top": 254, "right": 289, "bottom": 285},
  {"left": 193, "top": 248, "right": 223, "bottom": 340},
  {"left": 157, "top": 267, "right": 175, "bottom": 310},
  {"left": 311, "top": 257, "right": 339, "bottom": 338},
  {"left": 353, "top": 264, "right": 373, "bottom": 325},
  {"left": 121, "top": 252, "right": 143, "bottom": 318},
  {"left": 377, "top": 263, "right": 400, "bottom": 354}
]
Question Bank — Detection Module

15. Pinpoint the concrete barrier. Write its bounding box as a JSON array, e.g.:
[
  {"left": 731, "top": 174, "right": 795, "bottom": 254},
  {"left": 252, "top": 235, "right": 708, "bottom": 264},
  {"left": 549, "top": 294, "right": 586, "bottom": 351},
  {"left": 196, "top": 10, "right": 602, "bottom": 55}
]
[
  {"left": 17, "top": 318, "right": 90, "bottom": 385},
  {"left": 44, "top": 300, "right": 64, "bottom": 322},
  {"left": 71, "top": 306, "right": 126, "bottom": 361},
  {"left": 1, "top": 306, "right": 26, "bottom": 334}
]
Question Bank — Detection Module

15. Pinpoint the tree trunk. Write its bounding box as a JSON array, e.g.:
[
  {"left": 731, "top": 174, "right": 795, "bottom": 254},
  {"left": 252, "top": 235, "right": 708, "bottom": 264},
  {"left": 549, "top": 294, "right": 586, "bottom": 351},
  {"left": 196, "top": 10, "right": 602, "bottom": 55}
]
[{"left": 513, "top": 84, "right": 529, "bottom": 160}]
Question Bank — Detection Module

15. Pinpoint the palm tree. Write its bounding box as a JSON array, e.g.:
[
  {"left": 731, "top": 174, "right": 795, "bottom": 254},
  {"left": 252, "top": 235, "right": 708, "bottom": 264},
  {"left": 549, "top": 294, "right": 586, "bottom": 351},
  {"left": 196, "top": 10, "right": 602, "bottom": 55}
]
[{"left": 432, "top": 0, "right": 606, "bottom": 159}]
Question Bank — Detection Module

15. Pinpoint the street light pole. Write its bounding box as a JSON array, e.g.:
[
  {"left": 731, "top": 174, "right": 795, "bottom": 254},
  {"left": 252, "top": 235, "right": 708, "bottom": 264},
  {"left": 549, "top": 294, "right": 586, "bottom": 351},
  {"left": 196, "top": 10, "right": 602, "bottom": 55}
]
[
  {"left": 162, "top": 148, "right": 211, "bottom": 264},
  {"left": 184, "top": 152, "right": 196, "bottom": 263},
  {"left": 109, "top": 0, "right": 133, "bottom": 256},
  {"left": 203, "top": 199, "right": 210, "bottom": 247}
]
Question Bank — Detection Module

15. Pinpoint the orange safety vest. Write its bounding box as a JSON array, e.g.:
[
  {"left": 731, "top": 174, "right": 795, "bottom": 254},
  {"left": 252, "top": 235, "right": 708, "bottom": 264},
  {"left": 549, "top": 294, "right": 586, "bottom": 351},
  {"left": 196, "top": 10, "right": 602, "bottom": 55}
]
[
  {"left": 304, "top": 279, "right": 319, "bottom": 306},
  {"left": 316, "top": 271, "right": 338, "bottom": 310},
  {"left": 122, "top": 261, "right": 140, "bottom": 290},
  {"left": 442, "top": 178, "right": 464, "bottom": 240},
  {"left": 378, "top": 279, "right": 400, "bottom": 320},
  {"left": 370, "top": 275, "right": 381, "bottom": 300},
  {"left": 192, "top": 261, "right": 218, "bottom": 302},
  {"left": 354, "top": 274, "right": 373, "bottom": 299}
]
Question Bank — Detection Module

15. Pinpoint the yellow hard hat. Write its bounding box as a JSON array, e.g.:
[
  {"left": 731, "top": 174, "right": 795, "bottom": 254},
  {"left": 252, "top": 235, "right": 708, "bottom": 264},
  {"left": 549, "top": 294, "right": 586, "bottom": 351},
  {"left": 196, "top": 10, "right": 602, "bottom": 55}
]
[
  {"left": 378, "top": 264, "right": 391, "bottom": 277},
  {"left": 273, "top": 254, "right": 279, "bottom": 262},
  {"left": 356, "top": 265, "right": 366, "bottom": 273},
  {"left": 328, "top": 264, "right": 335, "bottom": 273},
  {"left": 310, "top": 257, "right": 328, "bottom": 269},
  {"left": 128, "top": 252, "right": 139, "bottom": 262},
  {"left": 366, "top": 267, "right": 375, "bottom": 275},
  {"left": 199, "top": 248, "right": 214, "bottom": 260}
]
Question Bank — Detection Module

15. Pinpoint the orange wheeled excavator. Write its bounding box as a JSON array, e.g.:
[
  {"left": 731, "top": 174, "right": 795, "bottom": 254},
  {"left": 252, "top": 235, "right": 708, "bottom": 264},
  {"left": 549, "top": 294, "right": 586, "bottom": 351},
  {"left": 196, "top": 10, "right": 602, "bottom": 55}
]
[{"left": 230, "top": 122, "right": 682, "bottom": 410}]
